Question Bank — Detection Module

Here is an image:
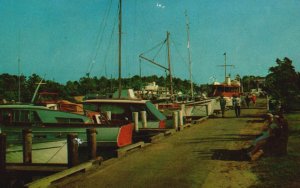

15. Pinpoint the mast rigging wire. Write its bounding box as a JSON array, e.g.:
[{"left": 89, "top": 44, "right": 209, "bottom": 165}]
[{"left": 87, "top": 0, "right": 113, "bottom": 76}]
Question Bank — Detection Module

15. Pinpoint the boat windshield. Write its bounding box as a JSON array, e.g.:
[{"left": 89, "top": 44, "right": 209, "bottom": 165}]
[
  {"left": 83, "top": 102, "right": 166, "bottom": 121},
  {"left": 0, "top": 109, "right": 41, "bottom": 124}
]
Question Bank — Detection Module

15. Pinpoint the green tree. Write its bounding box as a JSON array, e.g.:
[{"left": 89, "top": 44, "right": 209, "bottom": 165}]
[{"left": 265, "top": 57, "right": 300, "bottom": 111}]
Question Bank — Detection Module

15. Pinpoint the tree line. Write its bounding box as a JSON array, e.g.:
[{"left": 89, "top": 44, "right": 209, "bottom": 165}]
[
  {"left": 1, "top": 57, "right": 299, "bottom": 111},
  {"left": 0, "top": 73, "right": 201, "bottom": 103}
]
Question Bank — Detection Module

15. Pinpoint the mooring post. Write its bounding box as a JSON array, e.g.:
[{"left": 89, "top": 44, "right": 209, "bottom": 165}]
[
  {"left": 266, "top": 95, "right": 269, "bottom": 111},
  {"left": 133, "top": 112, "right": 139, "bottom": 132},
  {"left": 22, "top": 129, "right": 32, "bottom": 164},
  {"left": 67, "top": 133, "right": 79, "bottom": 168},
  {"left": 86, "top": 128, "right": 97, "bottom": 160},
  {"left": 0, "top": 133, "right": 6, "bottom": 173},
  {"left": 180, "top": 104, "right": 185, "bottom": 116},
  {"left": 205, "top": 104, "right": 209, "bottom": 116},
  {"left": 105, "top": 111, "right": 111, "bottom": 120},
  {"left": 141, "top": 111, "right": 147, "bottom": 128},
  {"left": 0, "top": 134, "right": 7, "bottom": 188},
  {"left": 179, "top": 110, "right": 184, "bottom": 131},
  {"left": 173, "top": 111, "right": 178, "bottom": 131},
  {"left": 155, "top": 104, "right": 159, "bottom": 109}
]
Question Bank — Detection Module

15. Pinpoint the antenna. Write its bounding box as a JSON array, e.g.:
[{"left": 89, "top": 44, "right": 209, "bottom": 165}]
[{"left": 218, "top": 52, "right": 234, "bottom": 81}]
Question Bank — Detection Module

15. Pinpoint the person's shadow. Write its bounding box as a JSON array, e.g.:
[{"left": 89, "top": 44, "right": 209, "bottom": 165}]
[{"left": 211, "top": 149, "right": 251, "bottom": 161}]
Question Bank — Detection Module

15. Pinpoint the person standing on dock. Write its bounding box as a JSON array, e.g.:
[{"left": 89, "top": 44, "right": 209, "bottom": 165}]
[
  {"left": 232, "top": 95, "right": 241, "bottom": 117},
  {"left": 251, "top": 94, "right": 257, "bottom": 107},
  {"left": 219, "top": 95, "right": 226, "bottom": 118},
  {"left": 245, "top": 93, "right": 251, "bottom": 108}
]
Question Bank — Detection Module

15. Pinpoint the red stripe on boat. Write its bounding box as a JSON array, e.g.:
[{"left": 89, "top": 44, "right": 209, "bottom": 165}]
[
  {"left": 159, "top": 120, "right": 166, "bottom": 128},
  {"left": 117, "top": 123, "right": 133, "bottom": 147}
]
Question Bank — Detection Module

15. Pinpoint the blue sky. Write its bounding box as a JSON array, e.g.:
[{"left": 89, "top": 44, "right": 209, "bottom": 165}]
[{"left": 1, "top": 0, "right": 300, "bottom": 85}]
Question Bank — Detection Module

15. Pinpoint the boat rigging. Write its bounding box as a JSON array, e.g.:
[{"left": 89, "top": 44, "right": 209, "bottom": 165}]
[{"left": 139, "top": 31, "right": 174, "bottom": 97}]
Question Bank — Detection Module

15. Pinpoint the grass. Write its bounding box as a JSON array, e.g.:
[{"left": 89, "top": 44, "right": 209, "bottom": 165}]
[{"left": 250, "top": 112, "right": 300, "bottom": 188}]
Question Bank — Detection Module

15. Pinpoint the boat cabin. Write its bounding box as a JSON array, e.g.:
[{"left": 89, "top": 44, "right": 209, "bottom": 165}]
[
  {"left": 0, "top": 104, "right": 92, "bottom": 125},
  {"left": 212, "top": 84, "right": 241, "bottom": 98},
  {"left": 83, "top": 99, "right": 168, "bottom": 128}
]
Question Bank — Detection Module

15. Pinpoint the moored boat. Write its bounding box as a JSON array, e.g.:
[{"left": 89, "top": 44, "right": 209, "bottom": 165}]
[
  {"left": 211, "top": 76, "right": 241, "bottom": 107},
  {"left": 83, "top": 89, "right": 170, "bottom": 128},
  {"left": 0, "top": 104, "right": 133, "bottom": 163},
  {"left": 83, "top": 98, "right": 168, "bottom": 129}
]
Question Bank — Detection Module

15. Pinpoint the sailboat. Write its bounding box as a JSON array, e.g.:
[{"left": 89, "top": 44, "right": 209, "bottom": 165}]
[
  {"left": 0, "top": 1, "right": 136, "bottom": 164},
  {"left": 138, "top": 12, "right": 216, "bottom": 118},
  {"left": 81, "top": 0, "right": 170, "bottom": 129}
]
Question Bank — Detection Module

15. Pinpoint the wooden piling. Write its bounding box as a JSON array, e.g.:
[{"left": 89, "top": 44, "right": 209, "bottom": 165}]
[
  {"left": 179, "top": 110, "right": 184, "bottom": 131},
  {"left": 0, "top": 133, "right": 6, "bottom": 173},
  {"left": 266, "top": 95, "right": 269, "bottom": 111},
  {"left": 141, "top": 111, "right": 147, "bottom": 128},
  {"left": 173, "top": 111, "right": 178, "bottom": 131},
  {"left": 22, "top": 129, "right": 32, "bottom": 164},
  {"left": 86, "top": 129, "right": 97, "bottom": 160},
  {"left": 67, "top": 134, "right": 79, "bottom": 168},
  {"left": 133, "top": 112, "right": 139, "bottom": 132},
  {"left": 0, "top": 133, "right": 7, "bottom": 188},
  {"left": 205, "top": 104, "right": 209, "bottom": 116},
  {"left": 180, "top": 104, "right": 185, "bottom": 115}
]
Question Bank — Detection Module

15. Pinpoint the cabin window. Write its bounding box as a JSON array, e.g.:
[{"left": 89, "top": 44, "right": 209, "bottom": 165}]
[
  {"left": 14, "top": 110, "right": 30, "bottom": 122},
  {"left": 83, "top": 103, "right": 98, "bottom": 112},
  {"left": 55, "top": 117, "right": 84, "bottom": 123},
  {"left": 0, "top": 110, "right": 13, "bottom": 123},
  {"left": 0, "top": 109, "right": 42, "bottom": 124},
  {"left": 30, "top": 111, "right": 42, "bottom": 124},
  {"left": 99, "top": 104, "right": 125, "bottom": 114}
]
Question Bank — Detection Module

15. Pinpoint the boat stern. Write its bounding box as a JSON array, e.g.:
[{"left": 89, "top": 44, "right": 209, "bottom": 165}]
[{"left": 117, "top": 123, "right": 134, "bottom": 147}]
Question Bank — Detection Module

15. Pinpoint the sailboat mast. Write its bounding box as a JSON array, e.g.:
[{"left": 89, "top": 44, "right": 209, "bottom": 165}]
[
  {"left": 18, "top": 31, "right": 21, "bottom": 103},
  {"left": 224, "top": 52, "right": 227, "bottom": 80},
  {"left": 166, "top": 31, "right": 173, "bottom": 96},
  {"left": 185, "top": 11, "right": 193, "bottom": 99},
  {"left": 118, "top": 0, "right": 122, "bottom": 98}
]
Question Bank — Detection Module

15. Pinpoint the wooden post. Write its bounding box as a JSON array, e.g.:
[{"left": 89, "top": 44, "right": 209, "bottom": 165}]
[
  {"left": 0, "top": 133, "right": 6, "bottom": 173},
  {"left": 22, "top": 129, "right": 32, "bottom": 164},
  {"left": 86, "top": 129, "right": 97, "bottom": 160},
  {"left": 67, "top": 134, "right": 79, "bottom": 168},
  {"left": 179, "top": 110, "right": 184, "bottom": 131},
  {"left": 141, "top": 111, "right": 147, "bottom": 128},
  {"left": 155, "top": 104, "right": 159, "bottom": 109},
  {"left": 180, "top": 104, "right": 185, "bottom": 115},
  {"left": 266, "top": 95, "right": 269, "bottom": 111},
  {"left": 0, "top": 133, "right": 6, "bottom": 188},
  {"left": 173, "top": 111, "right": 178, "bottom": 131},
  {"left": 133, "top": 112, "right": 139, "bottom": 132},
  {"left": 105, "top": 111, "right": 111, "bottom": 120}
]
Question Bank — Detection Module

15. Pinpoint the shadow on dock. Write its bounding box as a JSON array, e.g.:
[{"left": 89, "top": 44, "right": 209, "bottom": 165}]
[{"left": 211, "top": 149, "right": 251, "bottom": 161}]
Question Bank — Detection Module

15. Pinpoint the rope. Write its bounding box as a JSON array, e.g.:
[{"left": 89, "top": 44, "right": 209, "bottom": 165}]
[
  {"left": 171, "top": 38, "right": 197, "bottom": 82},
  {"left": 140, "top": 40, "right": 166, "bottom": 57},
  {"left": 46, "top": 141, "right": 67, "bottom": 163},
  {"left": 87, "top": 0, "right": 113, "bottom": 76}
]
